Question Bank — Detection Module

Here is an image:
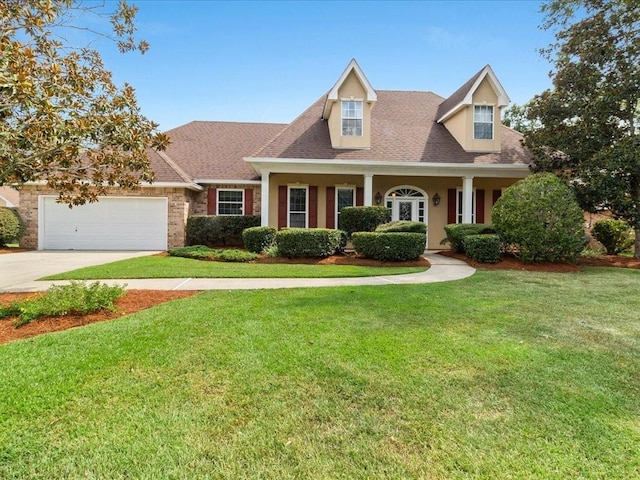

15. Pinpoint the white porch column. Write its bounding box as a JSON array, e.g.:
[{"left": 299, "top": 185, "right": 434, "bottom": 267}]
[
  {"left": 462, "top": 176, "right": 474, "bottom": 223},
  {"left": 363, "top": 173, "right": 373, "bottom": 206},
  {"left": 260, "top": 171, "right": 270, "bottom": 226}
]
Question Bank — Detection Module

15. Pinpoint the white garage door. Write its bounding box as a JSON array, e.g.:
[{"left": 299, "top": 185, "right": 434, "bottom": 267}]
[{"left": 40, "top": 196, "right": 168, "bottom": 250}]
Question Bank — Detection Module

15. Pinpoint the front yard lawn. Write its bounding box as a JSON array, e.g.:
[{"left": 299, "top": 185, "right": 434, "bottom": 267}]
[
  {"left": 1, "top": 267, "right": 639, "bottom": 478},
  {"left": 42, "top": 255, "right": 426, "bottom": 280}
]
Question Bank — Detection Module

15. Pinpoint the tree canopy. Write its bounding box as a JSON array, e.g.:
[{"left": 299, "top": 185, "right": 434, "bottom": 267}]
[
  {"left": 0, "top": 0, "right": 169, "bottom": 205},
  {"left": 523, "top": 0, "right": 640, "bottom": 256}
]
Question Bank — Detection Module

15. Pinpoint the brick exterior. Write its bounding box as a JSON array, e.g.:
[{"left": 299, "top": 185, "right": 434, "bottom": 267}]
[
  {"left": 18, "top": 186, "right": 194, "bottom": 250},
  {"left": 194, "top": 185, "right": 262, "bottom": 217}
]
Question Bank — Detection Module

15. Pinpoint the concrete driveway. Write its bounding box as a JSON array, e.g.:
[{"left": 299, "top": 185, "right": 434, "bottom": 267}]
[{"left": 0, "top": 251, "right": 158, "bottom": 292}]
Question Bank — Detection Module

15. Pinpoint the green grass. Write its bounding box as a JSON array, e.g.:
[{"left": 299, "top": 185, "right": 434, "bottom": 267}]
[
  {"left": 42, "top": 255, "right": 426, "bottom": 280},
  {"left": 2, "top": 267, "right": 640, "bottom": 478}
]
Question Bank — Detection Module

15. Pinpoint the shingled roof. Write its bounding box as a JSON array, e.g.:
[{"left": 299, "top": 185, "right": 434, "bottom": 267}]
[
  {"left": 253, "top": 90, "right": 531, "bottom": 165},
  {"left": 154, "top": 121, "right": 286, "bottom": 182}
]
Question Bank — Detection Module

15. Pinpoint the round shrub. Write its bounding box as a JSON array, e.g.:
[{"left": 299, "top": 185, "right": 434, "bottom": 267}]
[
  {"left": 492, "top": 173, "right": 585, "bottom": 262},
  {"left": 376, "top": 220, "right": 427, "bottom": 234},
  {"left": 0, "top": 207, "right": 23, "bottom": 246},
  {"left": 352, "top": 232, "right": 426, "bottom": 261},
  {"left": 591, "top": 219, "right": 634, "bottom": 255},
  {"left": 338, "top": 206, "right": 390, "bottom": 236},
  {"left": 443, "top": 223, "right": 496, "bottom": 253},
  {"left": 463, "top": 234, "right": 501, "bottom": 263},
  {"left": 276, "top": 228, "right": 346, "bottom": 258},
  {"left": 242, "top": 226, "right": 277, "bottom": 253}
]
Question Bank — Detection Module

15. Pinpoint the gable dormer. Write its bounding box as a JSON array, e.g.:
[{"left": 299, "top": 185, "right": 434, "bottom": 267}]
[
  {"left": 436, "top": 65, "right": 510, "bottom": 153},
  {"left": 322, "top": 59, "right": 377, "bottom": 149}
]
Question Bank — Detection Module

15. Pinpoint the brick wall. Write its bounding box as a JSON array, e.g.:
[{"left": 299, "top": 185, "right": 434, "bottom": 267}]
[
  {"left": 196, "top": 185, "right": 262, "bottom": 216},
  {"left": 18, "top": 186, "right": 192, "bottom": 250}
]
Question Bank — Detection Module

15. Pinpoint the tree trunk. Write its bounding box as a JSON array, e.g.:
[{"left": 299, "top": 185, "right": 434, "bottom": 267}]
[{"left": 635, "top": 227, "right": 640, "bottom": 259}]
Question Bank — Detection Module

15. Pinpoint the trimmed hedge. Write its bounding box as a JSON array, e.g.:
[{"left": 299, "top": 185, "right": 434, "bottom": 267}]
[
  {"left": 443, "top": 223, "right": 496, "bottom": 253},
  {"left": 339, "top": 206, "right": 390, "bottom": 236},
  {"left": 492, "top": 173, "right": 585, "bottom": 262},
  {"left": 463, "top": 234, "right": 501, "bottom": 263},
  {"left": 242, "top": 226, "right": 277, "bottom": 253},
  {"left": 186, "top": 215, "right": 261, "bottom": 247},
  {"left": 352, "top": 232, "right": 426, "bottom": 261},
  {"left": 376, "top": 220, "right": 427, "bottom": 234},
  {"left": 0, "top": 207, "right": 23, "bottom": 246},
  {"left": 591, "top": 219, "right": 634, "bottom": 255},
  {"left": 276, "top": 228, "right": 347, "bottom": 258},
  {"left": 169, "top": 245, "right": 258, "bottom": 262}
]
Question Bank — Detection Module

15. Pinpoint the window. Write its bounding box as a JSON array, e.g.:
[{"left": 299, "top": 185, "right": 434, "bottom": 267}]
[
  {"left": 341, "top": 100, "right": 363, "bottom": 136},
  {"left": 457, "top": 189, "right": 476, "bottom": 223},
  {"left": 473, "top": 105, "right": 493, "bottom": 140},
  {"left": 336, "top": 187, "right": 355, "bottom": 227},
  {"left": 288, "top": 186, "right": 307, "bottom": 227},
  {"left": 217, "top": 189, "right": 243, "bottom": 215}
]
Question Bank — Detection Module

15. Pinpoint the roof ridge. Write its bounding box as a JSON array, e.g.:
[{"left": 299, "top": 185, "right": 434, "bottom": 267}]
[
  {"left": 154, "top": 149, "right": 194, "bottom": 183},
  {"left": 250, "top": 93, "right": 328, "bottom": 158}
]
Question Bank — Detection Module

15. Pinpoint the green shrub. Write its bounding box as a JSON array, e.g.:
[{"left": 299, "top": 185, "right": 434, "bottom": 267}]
[
  {"left": 168, "top": 245, "right": 257, "bottom": 262},
  {"left": 276, "top": 228, "right": 347, "bottom": 258},
  {"left": 492, "top": 173, "right": 585, "bottom": 262},
  {"left": 443, "top": 223, "right": 496, "bottom": 253},
  {"left": 591, "top": 219, "right": 634, "bottom": 255},
  {"left": 339, "top": 206, "right": 390, "bottom": 236},
  {"left": 242, "top": 226, "right": 277, "bottom": 253},
  {"left": 463, "top": 234, "right": 501, "bottom": 263},
  {"left": 352, "top": 232, "right": 426, "bottom": 261},
  {"left": 0, "top": 207, "right": 23, "bottom": 246},
  {"left": 376, "top": 220, "right": 427, "bottom": 234},
  {"left": 0, "top": 281, "right": 125, "bottom": 326},
  {"left": 186, "top": 215, "right": 261, "bottom": 247}
]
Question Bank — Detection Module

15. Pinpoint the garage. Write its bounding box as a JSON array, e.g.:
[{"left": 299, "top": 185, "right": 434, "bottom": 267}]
[{"left": 39, "top": 196, "right": 168, "bottom": 250}]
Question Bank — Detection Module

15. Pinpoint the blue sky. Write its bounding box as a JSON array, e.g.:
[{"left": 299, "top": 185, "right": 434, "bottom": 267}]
[{"left": 97, "top": 0, "right": 556, "bottom": 131}]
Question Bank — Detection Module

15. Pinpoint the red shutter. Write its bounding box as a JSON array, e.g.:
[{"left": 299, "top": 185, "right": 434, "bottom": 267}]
[
  {"left": 447, "top": 189, "right": 456, "bottom": 224},
  {"left": 278, "top": 186, "right": 287, "bottom": 229},
  {"left": 492, "top": 189, "right": 502, "bottom": 205},
  {"left": 326, "top": 186, "right": 335, "bottom": 228},
  {"left": 244, "top": 188, "right": 253, "bottom": 216},
  {"left": 476, "top": 189, "right": 485, "bottom": 224},
  {"left": 356, "top": 187, "right": 364, "bottom": 206},
  {"left": 309, "top": 186, "right": 318, "bottom": 228},
  {"left": 207, "top": 188, "right": 217, "bottom": 215}
]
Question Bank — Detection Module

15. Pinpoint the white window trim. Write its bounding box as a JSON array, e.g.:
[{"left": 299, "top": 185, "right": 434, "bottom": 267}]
[
  {"left": 341, "top": 99, "right": 364, "bottom": 137},
  {"left": 335, "top": 185, "right": 356, "bottom": 229},
  {"left": 217, "top": 188, "right": 244, "bottom": 216},
  {"left": 456, "top": 188, "right": 476, "bottom": 224},
  {"left": 473, "top": 104, "right": 494, "bottom": 140},
  {"left": 287, "top": 185, "right": 309, "bottom": 228}
]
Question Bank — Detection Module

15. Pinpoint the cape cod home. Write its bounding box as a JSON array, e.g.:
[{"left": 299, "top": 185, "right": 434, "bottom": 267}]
[{"left": 18, "top": 59, "right": 531, "bottom": 251}]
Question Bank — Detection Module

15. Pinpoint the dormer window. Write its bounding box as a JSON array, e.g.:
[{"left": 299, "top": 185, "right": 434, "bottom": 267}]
[
  {"left": 341, "top": 100, "right": 363, "bottom": 136},
  {"left": 473, "top": 105, "right": 493, "bottom": 140}
]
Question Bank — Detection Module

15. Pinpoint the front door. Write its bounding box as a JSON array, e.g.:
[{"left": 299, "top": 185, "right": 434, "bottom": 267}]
[{"left": 392, "top": 199, "right": 419, "bottom": 221}]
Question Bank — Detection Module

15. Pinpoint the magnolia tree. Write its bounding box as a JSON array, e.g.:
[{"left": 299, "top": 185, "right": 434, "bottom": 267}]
[
  {"left": 523, "top": 0, "right": 640, "bottom": 257},
  {"left": 0, "top": 0, "right": 169, "bottom": 205}
]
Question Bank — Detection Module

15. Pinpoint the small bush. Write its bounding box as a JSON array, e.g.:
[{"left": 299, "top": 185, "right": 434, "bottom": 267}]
[
  {"left": 0, "top": 207, "right": 23, "bottom": 246},
  {"left": 492, "top": 173, "right": 585, "bottom": 262},
  {"left": 276, "top": 228, "right": 347, "bottom": 258},
  {"left": 339, "top": 206, "right": 391, "bottom": 236},
  {"left": 591, "top": 219, "right": 634, "bottom": 255},
  {"left": 168, "top": 245, "right": 257, "bottom": 262},
  {"left": 463, "top": 234, "right": 501, "bottom": 263},
  {"left": 352, "top": 232, "right": 426, "bottom": 261},
  {"left": 0, "top": 281, "right": 125, "bottom": 326},
  {"left": 376, "top": 221, "right": 427, "bottom": 234},
  {"left": 443, "top": 224, "right": 496, "bottom": 253},
  {"left": 186, "top": 215, "right": 261, "bottom": 247},
  {"left": 242, "top": 226, "right": 277, "bottom": 253}
]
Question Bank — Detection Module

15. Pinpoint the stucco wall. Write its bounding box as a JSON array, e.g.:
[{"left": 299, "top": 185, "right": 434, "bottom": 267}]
[
  {"left": 327, "top": 71, "right": 374, "bottom": 149},
  {"left": 18, "top": 185, "right": 192, "bottom": 250}
]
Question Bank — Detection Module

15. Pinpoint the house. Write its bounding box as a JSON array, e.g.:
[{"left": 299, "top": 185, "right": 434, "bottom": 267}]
[{"left": 18, "top": 59, "right": 531, "bottom": 251}]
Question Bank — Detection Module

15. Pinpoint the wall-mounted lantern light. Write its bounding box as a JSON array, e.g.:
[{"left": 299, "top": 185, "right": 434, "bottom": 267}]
[
  {"left": 374, "top": 192, "right": 382, "bottom": 205},
  {"left": 432, "top": 193, "right": 441, "bottom": 206}
]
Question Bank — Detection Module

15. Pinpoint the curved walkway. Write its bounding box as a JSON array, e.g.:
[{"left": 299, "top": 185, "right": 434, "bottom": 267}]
[{"left": 0, "top": 252, "right": 475, "bottom": 292}]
